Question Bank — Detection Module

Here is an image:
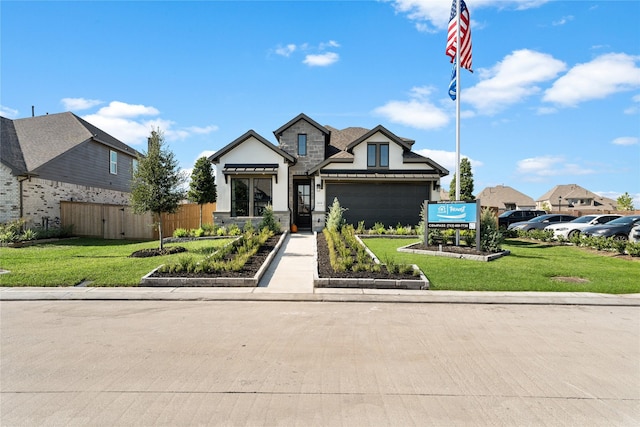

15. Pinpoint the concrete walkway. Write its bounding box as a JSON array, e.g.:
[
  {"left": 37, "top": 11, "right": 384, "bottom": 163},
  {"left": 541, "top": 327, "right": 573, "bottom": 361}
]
[
  {"left": 1, "top": 231, "right": 639, "bottom": 305},
  {"left": 256, "top": 232, "right": 315, "bottom": 293}
]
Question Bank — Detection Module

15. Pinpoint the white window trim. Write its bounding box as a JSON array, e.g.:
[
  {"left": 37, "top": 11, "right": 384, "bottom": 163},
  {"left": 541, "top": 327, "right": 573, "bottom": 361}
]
[{"left": 110, "top": 150, "right": 118, "bottom": 175}]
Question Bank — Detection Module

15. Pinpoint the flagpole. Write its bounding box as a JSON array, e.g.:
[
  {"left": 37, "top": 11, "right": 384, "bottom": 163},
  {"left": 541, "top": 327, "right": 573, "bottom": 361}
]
[{"left": 455, "top": 0, "right": 461, "bottom": 245}]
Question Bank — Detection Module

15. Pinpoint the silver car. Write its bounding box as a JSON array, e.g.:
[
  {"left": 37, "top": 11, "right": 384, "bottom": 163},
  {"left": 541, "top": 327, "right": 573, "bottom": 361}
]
[
  {"left": 629, "top": 224, "right": 640, "bottom": 243},
  {"left": 545, "top": 214, "right": 622, "bottom": 239}
]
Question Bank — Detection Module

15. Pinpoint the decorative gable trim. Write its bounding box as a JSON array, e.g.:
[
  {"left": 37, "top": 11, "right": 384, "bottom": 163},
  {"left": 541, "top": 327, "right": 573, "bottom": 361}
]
[
  {"left": 209, "top": 130, "right": 295, "bottom": 164},
  {"left": 345, "top": 125, "right": 412, "bottom": 153},
  {"left": 273, "top": 113, "right": 330, "bottom": 139}
]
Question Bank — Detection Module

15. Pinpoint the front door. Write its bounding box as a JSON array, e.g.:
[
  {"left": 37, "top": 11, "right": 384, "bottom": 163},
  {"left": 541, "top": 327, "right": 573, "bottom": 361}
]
[{"left": 294, "top": 180, "right": 312, "bottom": 230}]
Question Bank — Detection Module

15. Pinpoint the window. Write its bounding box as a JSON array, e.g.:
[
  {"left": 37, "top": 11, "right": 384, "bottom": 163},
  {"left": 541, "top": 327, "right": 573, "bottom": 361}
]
[
  {"left": 231, "top": 177, "right": 272, "bottom": 217},
  {"left": 367, "top": 143, "right": 389, "bottom": 168},
  {"left": 253, "top": 178, "right": 272, "bottom": 216},
  {"left": 132, "top": 159, "right": 139, "bottom": 177},
  {"left": 297, "top": 134, "right": 307, "bottom": 156},
  {"left": 109, "top": 150, "right": 117, "bottom": 175}
]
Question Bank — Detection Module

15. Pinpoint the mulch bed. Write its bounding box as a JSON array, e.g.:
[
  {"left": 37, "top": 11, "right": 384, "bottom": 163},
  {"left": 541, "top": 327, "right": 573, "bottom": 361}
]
[
  {"left": 316, "top": 232, "right": 416, "bottom": 280},
  {"left": 149, "top": 234, "right": 280, "bottom": 278},
  {"left": 129, "top": 246, "right": 187, "bottom": 258}
]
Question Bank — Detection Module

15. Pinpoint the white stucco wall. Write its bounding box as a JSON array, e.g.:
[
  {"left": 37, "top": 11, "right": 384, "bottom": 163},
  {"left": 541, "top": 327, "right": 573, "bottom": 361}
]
[{"left": 214, "top": 136, "right": 289, "bottom": 214}]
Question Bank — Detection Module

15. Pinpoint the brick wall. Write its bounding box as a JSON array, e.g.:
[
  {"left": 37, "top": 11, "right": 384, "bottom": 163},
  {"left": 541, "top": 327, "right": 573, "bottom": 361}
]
[
  {"left": 20, "top": 177, "right": 130, "bottom": 227},
  {"left": 0, "top": 163, "right": 21, "bottom": 223}
]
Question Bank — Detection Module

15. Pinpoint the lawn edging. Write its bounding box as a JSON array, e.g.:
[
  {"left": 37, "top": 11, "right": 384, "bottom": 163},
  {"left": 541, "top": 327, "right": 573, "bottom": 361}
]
[
  {"left": 139, "top": 231, "right": 289, "bottom": 287},
  {"left": 313, "top": 233, "right": 430, "bottom": 290},
  {"left": 397, "top": 243, "right": 510, "bottom": 262}
]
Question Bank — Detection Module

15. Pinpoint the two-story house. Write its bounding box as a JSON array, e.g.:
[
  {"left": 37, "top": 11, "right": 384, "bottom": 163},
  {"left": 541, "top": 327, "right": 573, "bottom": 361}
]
[
  {"left": 1, "top": 112, "right": 141, "bottom": 226},
  {"left": 210, "top": 113, "right": 448, "bottom": 232}
]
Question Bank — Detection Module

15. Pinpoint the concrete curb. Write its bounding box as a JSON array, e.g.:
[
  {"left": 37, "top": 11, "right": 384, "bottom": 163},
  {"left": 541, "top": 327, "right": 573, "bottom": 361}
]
[{"left": 1, "top": 287, "right": 639, "bottom": 306}]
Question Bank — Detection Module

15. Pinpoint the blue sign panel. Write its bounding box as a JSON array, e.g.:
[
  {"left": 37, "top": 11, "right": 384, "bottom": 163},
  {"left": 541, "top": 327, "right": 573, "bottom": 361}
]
[{"left": 427, "top": 201, "right": 478, "bottom": 229}]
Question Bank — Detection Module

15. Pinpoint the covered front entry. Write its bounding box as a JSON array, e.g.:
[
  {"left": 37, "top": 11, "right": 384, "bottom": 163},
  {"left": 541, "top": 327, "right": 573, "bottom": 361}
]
[
  {"left": 326, "top": 182, "right": 429, "bottom": 228},
  {"left": 294, "top": 180, "right": 312, "bottom": 230}
]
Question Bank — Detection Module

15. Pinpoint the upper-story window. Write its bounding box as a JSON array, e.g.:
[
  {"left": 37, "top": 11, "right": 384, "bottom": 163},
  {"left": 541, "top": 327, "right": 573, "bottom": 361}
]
[
  {"left": 110, "top": 150, "right": 118, "bottom": 175},
  {"left": 297, "top": 134, "right": 307, "bottom": 156},
  {"left": 132, "top": 158, "right": 139, "bottom": 177},
  {"left": 367, "top": 143, "right": 389, "bottom": 168}
]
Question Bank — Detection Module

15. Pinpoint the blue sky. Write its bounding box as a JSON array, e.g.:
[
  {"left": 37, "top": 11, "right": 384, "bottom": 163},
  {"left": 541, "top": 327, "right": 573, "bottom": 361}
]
[{"left": 2, "top": 0, "right": 639, "bottom": 206}]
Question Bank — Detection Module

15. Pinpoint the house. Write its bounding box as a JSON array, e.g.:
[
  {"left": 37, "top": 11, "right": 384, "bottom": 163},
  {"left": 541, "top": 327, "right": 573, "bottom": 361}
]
[
  {"left": 536, "top": 184, "right": 617, "bottom": 212},
  {"left": 210, "top": 113, "right": 448, "bottom": 232},
  {"left": 476, "top": 185, "right": 536, "bottom": 212},
  {"left": 0, "top": 112, "right": 141, "bottom": 226}
]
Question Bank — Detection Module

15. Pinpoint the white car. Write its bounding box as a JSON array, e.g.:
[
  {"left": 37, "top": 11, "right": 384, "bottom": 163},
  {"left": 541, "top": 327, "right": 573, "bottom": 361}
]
[
  {"left": 630, "top": 224, "right": 640, "bottom": 243},
  {"left": 545, "top": 214, "right": 622, "bottom": 239}
]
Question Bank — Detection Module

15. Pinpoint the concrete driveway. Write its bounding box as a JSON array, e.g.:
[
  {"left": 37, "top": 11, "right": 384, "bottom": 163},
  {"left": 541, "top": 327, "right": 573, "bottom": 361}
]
[{"left": 1, "top": 301, "right": 639, "bottom": 426}]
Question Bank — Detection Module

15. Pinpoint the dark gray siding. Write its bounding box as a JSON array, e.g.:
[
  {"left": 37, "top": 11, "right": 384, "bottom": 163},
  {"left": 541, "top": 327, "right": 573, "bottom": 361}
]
[
  {"left": 32, "top": 140, "right": 136, "bottom": 192},
  {"left": 326, "top": 182, "right": 430, "bottom": 228}
]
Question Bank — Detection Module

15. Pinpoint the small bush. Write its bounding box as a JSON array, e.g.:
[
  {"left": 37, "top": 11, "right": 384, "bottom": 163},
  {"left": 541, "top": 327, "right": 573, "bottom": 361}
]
[
  {"left": 258, "top": 204, "right": 281, "bottom": 234},
  {"left": 626, "top": 241, "right": 640, "bottom": 256},
  {"left": 326, "top": 197, "right": 346, "bottom": 232},
  {"left": 228, "top": 224, "right": 241, "bottom": 236},
  {"left": 480, "top": 207, "right": 503, "bottom": 252},
  {"left": 173, "top": 228, "right": 189, "bottom": 238}
]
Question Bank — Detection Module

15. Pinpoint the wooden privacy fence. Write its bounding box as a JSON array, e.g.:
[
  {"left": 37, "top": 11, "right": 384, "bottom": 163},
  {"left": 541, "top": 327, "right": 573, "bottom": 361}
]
[{"left": 60, "top": 202, "right": 216, "bottom": 240}]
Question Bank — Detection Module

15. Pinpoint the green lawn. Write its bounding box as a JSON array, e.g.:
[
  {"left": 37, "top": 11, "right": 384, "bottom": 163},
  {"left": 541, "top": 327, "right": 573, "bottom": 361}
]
[
  {"left": 363, "top": 238, "right": 640, "bottom": 294},
  {"left": 0, "top": 238, "right": 233, "bottom": 287}
]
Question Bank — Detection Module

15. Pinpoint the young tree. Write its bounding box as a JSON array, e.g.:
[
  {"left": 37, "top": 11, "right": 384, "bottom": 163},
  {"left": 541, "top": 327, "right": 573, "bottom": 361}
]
[
  {"left": 617, "top": 192, "right": 635, "bottom": 211},
  {"left": 448, "top": 157, "right": 475, "bottom": 201},
  {"left": 187, "top": 156, "right": 217, "bottom": 228},
  {"left": 130, "top": 128, "right": 185, "bottom": 250}
]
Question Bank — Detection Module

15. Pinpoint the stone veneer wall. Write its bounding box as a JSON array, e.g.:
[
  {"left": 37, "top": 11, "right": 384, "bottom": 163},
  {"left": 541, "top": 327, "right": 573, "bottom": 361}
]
[
  {"left": 19, "top": 177, "right": 130, "bottom": 227},
  {"left": 213, "top": 211, "right": 291, "bottom": 232},
  {"left": 0, "top": 163, "right": 21, "bottom": 224},
  {"left": 277, "top": 120, "right": 326, "bottom": 223}
]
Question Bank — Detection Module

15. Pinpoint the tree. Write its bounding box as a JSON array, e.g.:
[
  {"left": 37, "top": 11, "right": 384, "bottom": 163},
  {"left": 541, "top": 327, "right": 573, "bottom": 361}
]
[
  {"left": 449, "top": 157, "right": 474, "bottom": 201},
  {"left": 130, "top": 128, "right": 185, "bottom": 250},
  {"left": 187, "top": 156, "right": 217, "bottom": 228},
  {"left": 617, "top": 192, "right": 635, "bottom": 211}
]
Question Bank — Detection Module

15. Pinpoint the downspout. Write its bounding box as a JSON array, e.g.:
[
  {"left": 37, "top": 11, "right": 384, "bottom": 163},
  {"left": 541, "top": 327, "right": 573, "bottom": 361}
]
[{"left": 17, "top": 175, "right": 31, "bottom": 219}]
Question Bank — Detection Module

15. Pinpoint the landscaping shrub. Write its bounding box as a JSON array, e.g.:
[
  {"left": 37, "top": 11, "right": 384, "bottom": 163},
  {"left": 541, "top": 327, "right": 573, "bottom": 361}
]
[
  {"left": 228, "top": 224, "right": 241, "bottom": 236},
  {"left": 326, "top": 197, "right": 346, "bottom": 232},
  {"left": 258, "top": 204, "right": 281, "bottom": 234},
  {"left": 173, "top": 228, "right": 189, "bottom": 238},
  {"left": 626, "top": 241, "right": 640, "bottom": 257},
  {"left": 480, "top": 207, "right": 504, "bottom": 252}
]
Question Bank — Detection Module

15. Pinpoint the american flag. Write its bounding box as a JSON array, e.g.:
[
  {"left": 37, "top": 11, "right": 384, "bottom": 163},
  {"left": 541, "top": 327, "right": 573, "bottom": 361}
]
[{"left": 446, "top": 0, "right": 472, "bottom": 72}]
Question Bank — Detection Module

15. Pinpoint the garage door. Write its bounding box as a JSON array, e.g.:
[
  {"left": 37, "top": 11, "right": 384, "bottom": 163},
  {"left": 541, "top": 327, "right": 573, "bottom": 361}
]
[{"left": 326, "top": 182, "right": 429, "bottom": 228}]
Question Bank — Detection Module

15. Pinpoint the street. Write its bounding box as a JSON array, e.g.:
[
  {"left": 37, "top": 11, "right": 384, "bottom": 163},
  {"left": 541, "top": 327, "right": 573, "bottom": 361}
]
[{"left": 1, "top": 301, "right": 639, "bottom": 426}]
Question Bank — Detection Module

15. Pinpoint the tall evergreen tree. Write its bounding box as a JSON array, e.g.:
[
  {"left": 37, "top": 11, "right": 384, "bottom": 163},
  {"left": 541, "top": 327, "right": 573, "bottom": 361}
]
[
  {"left": 130, "top": 128, "right": 185, "bottom": 250},
  {"left": 188, "top": 157, "right": 217, "bottom": 227},
  {"left": 616, "top": 192, "right": 635, "bottom": 211},
  {"left": 449, "top": 157, "right": 475, "bottom": 201}
]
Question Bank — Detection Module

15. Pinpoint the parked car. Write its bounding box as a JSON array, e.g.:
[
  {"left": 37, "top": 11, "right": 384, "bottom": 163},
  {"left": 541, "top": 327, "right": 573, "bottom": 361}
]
[
  {"left": 630, "top": 224, "right": 640, "bottom": 243},
  {"left": 498, "top": 210, "right": 546, "bottom": 229},
  {"left": 508, "top": 214, "right": 578, "bottom": 231},
  {"left": 581, "top": 215, "right": 640, "bottom": 240},
  {"left": 544, "top": 214, "right": 622, "bottom": 239}
]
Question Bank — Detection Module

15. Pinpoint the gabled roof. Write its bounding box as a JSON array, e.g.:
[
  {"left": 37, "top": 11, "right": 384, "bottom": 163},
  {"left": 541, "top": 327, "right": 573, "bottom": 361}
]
[
  {"left": 345, "top": 125, "right": 412, "bottom": 152},
  {"left": 537, "top": 184, "right": 599, "bottom": 202},
  {"left": 477, "top": 185, "right": 535, "bottom": 208},
  {"left": 273, "top": 113, "right": 330, "bottom": 139},
  {"left": 209, "top": 129, "right": 296, "bottom": 164},
  {"left": 1, "top": 112, "right": 140, "bottom": 175}
]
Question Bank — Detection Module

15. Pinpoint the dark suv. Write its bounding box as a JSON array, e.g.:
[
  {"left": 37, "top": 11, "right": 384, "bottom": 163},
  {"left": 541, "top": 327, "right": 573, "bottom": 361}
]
[{"left": 498, "top": 210, "right": 546, "bottom": 229}]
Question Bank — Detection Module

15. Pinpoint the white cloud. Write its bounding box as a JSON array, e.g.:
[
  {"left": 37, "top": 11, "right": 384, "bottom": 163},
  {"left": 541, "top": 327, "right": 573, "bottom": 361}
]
[
  {"left": 275, "top": 44, "right": 296, "bottom": 57},
  {"left": 319, "top": 40, "right": 340, "bottom": 50},
  {"left": 612, "top": 136, "right": 639, "bottom": 146},
  {"left": 77, "top": 100, "right": 217, "bottom": 146},
  {"left": 596, "top": 191, "right": 640, "bottom": 209},
  {"left": 516, "top": 155, "right": 596, "bottom": 182},
  {"left": 543, "top": 53, "right": 640, "bottom": 107},
  {"left": 195, "top": 150, "right": 216, "bottom": 161},
  {"left": 303, "top": 52, "right": 339, "bottom": 67},
  {"left": 0, "top": 105, "right": 19, "bottom": 118},
  {"left": 552, "top": 15, "right": 573, "bottom": 26},
  {"left": 388, "top": 0, "right": 551, "bottom": 32},
  {"left": 373, "top": 86, "right": 450, "bottom": 130},
  {"left": 465, "top": 49, "right": 566, "bottom": 115},
  {"left": 61, "top": 97, "right": 102, "bottom": 111}
]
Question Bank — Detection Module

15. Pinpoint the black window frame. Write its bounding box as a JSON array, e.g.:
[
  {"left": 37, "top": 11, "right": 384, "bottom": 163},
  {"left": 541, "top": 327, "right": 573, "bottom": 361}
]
[
  {"left": 366, "top": 143, "right": 389, "bottom": 169},
  {"left": 231, "top": 177, "right": 273, "bottom": 217},
  {"left": 297, "top": 134, "right": 307, "bottom": 156}
]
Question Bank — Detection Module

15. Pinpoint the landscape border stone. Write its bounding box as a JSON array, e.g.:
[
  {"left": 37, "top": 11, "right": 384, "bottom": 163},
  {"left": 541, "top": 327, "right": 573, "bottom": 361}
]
[
  {"left": 140, "top": 231, "right": 289, "bottom": 287},
  {"left": 397, "top": 243, "right": 510, "bottom": 262}
]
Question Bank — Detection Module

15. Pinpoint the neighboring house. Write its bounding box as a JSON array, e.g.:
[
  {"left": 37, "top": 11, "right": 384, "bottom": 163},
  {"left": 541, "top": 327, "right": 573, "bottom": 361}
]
[
  {"left": 476, "top": 185, "right": 536, "bottom": 212},
  {"left": 210, "top": 113, "right": 448, "bottom": 231},
  {"left": 0, "top": 112, "right": 141, "bottom": 226},
  {"left": 536, "top": 184, "right": 617, "bottom": 212}
]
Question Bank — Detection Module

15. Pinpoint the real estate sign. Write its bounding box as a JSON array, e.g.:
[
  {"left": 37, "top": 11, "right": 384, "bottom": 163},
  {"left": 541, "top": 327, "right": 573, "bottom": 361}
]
[{"left": 427, "top": 201, "right": 478, "bottom": 229}]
